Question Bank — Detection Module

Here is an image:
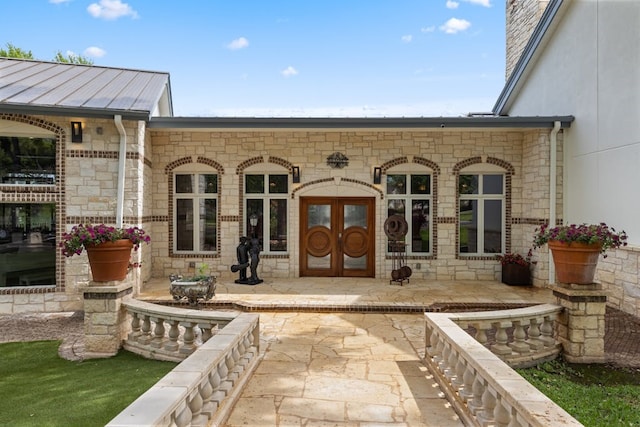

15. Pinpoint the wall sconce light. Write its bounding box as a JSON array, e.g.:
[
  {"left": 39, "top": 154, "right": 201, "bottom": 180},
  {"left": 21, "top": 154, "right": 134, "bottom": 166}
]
[
  {"left": 292, "top": 166, "right": 301, "bottom": 183},
  {"left": 71, "top": 121, "right": 83, "bottom": 143},
  {"left": 249, "top": 213, "right": 259, "bottom": 238},
  {"left": 373, "top": 167, "right": 382, "bottom": 184}
]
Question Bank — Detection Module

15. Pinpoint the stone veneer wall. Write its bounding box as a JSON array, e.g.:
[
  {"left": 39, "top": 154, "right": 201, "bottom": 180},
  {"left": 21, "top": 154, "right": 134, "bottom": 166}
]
[
  {"left": 149, "top": 129, "right": 554, "bottom": 283},
  {"left": 506, "top": 0, "right": 550, "bottom": 80},
  {"left": 0, "top": 114, "right": 151, "bottom": 314}
]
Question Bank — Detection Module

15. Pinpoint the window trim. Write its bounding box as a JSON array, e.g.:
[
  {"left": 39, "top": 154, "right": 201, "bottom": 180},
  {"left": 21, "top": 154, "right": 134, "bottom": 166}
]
[
  {"left": 458, "top": 172, "right": 506, "bottom": 256},
  {"left": 385, "top": 171, "right": 433, "bottom": 256},
  {"left": 172, "top": 172, "right": 219, "bottom": 255}
]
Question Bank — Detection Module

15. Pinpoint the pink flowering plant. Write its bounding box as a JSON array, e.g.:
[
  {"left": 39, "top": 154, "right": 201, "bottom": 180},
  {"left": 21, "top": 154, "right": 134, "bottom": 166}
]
[
  {"left": 496, "top": 249, "right": 532, "bottom": 267},
  {"left": 533, "top": 222, "right": 627, "bottom": 257},
  {"left": 60, "top": 223, "right": 151, "bottom": 257}
]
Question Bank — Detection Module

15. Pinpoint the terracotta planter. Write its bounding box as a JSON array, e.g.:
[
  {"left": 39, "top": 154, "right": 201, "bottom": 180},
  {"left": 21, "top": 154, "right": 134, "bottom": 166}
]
[
  {"left": 85, "top": 239, "right": 133, "bottom": 282},
  {"left": 548, "top": 240, "right": 602, "bottom": 285},
  {"left": 501, "top": 263, "right": 531, "bottom": 286}
]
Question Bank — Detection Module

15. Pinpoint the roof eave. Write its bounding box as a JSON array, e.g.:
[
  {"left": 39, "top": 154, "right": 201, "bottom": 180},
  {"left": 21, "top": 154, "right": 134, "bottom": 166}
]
[
  {"left": 147, "top": 116, "right": 574, "bottom": 131},
  {"left": 493, "top": 0, "right": 568, "bottom": 115},
  {"left": 0, "top": 103, "right": 151, "bottom": 121}
]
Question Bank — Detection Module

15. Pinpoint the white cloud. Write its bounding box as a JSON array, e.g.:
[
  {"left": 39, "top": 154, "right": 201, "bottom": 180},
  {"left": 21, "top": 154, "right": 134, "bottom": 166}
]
[
  {"left": 446, "top": 1, "right": 460, "bottom": 9},
  {"left": 84, "top": 46, "right": 106, "bottom": 57},
  {"left": 227, "top": 37, "right": 249, "bottom": 50},
  {"left": 462, "top": 0, "right": 492, "bottom": 7},
  {"left": 87, "top": 0, "right": 138, "bottom": 20},
  {"left": 421, "top": 26, "right": 436, "bottom": 33},
  {"left": 281, "top": 66, "right": 298, "bottom": 77},
  {"left": 440, "top": 18, "right": 471, "bottom": 34},
  {"left": 401, "top": 35, "right": 413, "bottom": 43}
]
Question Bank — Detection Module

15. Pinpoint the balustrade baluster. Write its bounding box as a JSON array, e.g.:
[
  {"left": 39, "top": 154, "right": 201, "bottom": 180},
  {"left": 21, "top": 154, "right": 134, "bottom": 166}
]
[
  {"left": 187, "top": 388, "right": 204, "bottom": 425},
  {"left": 452, "top": 357, "right": 466, "bottom": 390},
  {"left": 138, "top": 314, "right": 152, "bottom": 345},
  {"left": 439, "top": 342, "right": 452, "bottom": 374},
  {"left": 478, "top": 385, "right": 497, "bottom": 425},
  {"left": 428, "top": 328, "right": 441, "bottom": 359},
  {"left": 508, "top": 320, "right": 530, "bottom": 354},
  {"left": 180, "top": 321, "right": 197, "bottom": 355},
  {"left": 151, "top": 317, "right": 166, "bottom": 349},
  {"left": 173, "top": 403, "right": 192, "bottom": 427},
  {"left": 226, "top": 353, "right": 238, "bottom": 382},
  {"left": 468, "top": 377, "right": 485, "bottom": 415},
  {"left": 199, "top": 377, "right": 215, "bottom": 418},
  {"left": 474, "top": 323, "right": 488, "bottom": 346},
  {"left": 491, "top": 322, "right": 512, "bottom": 356},
  {"left": 165, "top": 320, "right": 180, "bottom": 352},
  {"left": 445, "top": 345, "right": 458, "bottom": 381},
  {"left": 540, "top": 315, "right": 555, "bottom": 347},
  {"left": 459, "top": 364, "right": 475, "bottom": 401},
  {"left": 128, "top": 312, "right": 141, "bottom": 341},
  {"left": 526, "top": 317, "right": 544, "bottom": 350},
  {"left": 494, "top": 395, "right": 511, "bottom": 427},
  {"left": 199, "top": 322, "right": 215, "bottom": 342}
]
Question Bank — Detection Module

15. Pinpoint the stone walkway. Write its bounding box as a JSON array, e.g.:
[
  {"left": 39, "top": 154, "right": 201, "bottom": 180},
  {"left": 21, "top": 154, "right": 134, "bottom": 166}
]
[{"left": 2, "top": 278, "right": 640, "bottom": 426}]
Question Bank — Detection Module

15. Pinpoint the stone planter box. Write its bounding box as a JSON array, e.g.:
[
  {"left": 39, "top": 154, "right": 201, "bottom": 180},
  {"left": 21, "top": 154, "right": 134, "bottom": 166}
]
[
  {"left": 169, "top": 275, "right": 216, "bottom": 306},
  {"left": 501, "top": 264, "right": 531, "bottom": 286}
]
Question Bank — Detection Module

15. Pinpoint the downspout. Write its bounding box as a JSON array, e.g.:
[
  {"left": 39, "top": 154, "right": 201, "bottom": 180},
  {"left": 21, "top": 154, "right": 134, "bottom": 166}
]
[
  {"left": 114, "top": 115, "right": 127, "bottom": 228},
  {"left": 548, "top": 120, "right": 561, "bottom": 284}
]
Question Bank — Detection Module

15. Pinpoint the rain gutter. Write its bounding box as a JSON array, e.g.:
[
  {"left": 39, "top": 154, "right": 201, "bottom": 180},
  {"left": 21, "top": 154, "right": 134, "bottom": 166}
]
[
  {"left": 114, "top": 115, "right": 127, "bottom": 228},
  {"left": 548, "top": 120, "right": 561, "bottom": 284}
]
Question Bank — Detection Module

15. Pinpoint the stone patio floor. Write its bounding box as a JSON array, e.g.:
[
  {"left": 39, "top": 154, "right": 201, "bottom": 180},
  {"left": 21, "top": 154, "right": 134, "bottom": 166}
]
[{"left": 2, "top": 278, "right": 639, "bottom": 426}]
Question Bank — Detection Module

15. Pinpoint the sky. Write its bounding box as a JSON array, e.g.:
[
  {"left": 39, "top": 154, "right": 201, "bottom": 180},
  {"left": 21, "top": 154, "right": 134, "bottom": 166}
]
[{"left": 2, "top": 0, "right": 507, "bottom": 117}]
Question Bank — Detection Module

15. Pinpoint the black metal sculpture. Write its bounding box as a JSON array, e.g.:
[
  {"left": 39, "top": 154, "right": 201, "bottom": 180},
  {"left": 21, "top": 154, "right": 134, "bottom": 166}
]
[{"left": 231, "top": 236, "right": 250, "bottom": 284}]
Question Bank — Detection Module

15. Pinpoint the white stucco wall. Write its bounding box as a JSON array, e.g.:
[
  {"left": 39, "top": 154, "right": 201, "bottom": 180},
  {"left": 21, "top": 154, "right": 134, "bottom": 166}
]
[{"left": 506, "top": 0, "right": 640, "bottom": 245}]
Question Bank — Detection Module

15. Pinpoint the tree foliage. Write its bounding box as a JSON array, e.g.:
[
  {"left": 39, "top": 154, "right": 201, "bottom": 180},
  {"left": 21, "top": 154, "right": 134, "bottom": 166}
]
[
  {"left": 0, "top": 43, "right": 34, "bottom": 59},
  {"left": 1, "top": 43, "right": 93, "bottom": 65}
]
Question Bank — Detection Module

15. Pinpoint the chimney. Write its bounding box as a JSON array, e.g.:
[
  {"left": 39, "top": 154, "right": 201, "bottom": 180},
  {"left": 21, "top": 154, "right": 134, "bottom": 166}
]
[{"left": 505, "top": 0, "right": 550, "bottom": 80}]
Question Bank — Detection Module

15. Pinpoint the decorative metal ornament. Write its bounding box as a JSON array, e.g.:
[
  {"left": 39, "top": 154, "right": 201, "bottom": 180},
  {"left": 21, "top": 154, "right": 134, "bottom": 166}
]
[{"left": 326, "top": 152, "right": 349, "bottom": 169}]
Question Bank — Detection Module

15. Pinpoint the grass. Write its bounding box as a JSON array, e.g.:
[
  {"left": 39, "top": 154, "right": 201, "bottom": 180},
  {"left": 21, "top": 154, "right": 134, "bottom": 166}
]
[
  {"left": 518, "top": 359, "right": 640, "bottom": 427},
  {"left": 0, "top": 340, "right": 176, "bottom": 427}
]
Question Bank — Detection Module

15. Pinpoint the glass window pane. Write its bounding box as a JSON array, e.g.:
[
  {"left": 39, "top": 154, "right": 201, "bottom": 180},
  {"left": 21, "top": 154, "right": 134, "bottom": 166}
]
[
  {"left": 246, "top": 199, "right": 263, "bottom": 245},
  {"left": 459, "top": 199, "right": 477, "bottom": 253},
  {"left": 176, "top": 199, "right": 194, "bottom": 250},
  {"left": 199, "top": 174, "right": 217, "bottom": 194},
  {"left": 200, "top": 199, "right": 216, "bottom": 251},
  {"left": 0, "top": 136, "right": 56, "bottom": 185},
  {"left": 175, "top": 174, "right": 193, "bottom": 193},
  {"left": 269, "top": 199, "right": 287, "bottom": 251},
  {"left": 344, "top": 204, "right": 366, "bottom": 228},
  {"left": 269, "top": 174, "right": 288, "bottom": 193},
  {"left": 308, "top": 204, "right": 331, "bottom": 228},
  {"left": 386, "top": 175, "right": 407, "bottom": 194},
  {"left": 0, "top": 203, "right": 56, "bottom": 286},
  {"left": 245, "top": 175, "right": 264, "bottom": 193},
  {"left": 484, "top": 200, "right": 502, "bottom": 253},
  {"left": 459, "top": 175, "right": 478, "bottom": 195},
  {"left": 411, "top": 200, "right": 429, "bottom": 252},
  {"left": 411, "top": 175, "right": 430, "bottom": 194},
  {"left": 483, "top": 175, "right": 503, "bottom": 195},
  {"left": 387, "top": 199, "right": 406, "bottom": 218}
]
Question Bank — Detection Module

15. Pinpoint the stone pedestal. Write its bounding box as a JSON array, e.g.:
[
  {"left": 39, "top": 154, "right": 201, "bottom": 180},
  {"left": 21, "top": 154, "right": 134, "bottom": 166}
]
[
  {"left": 552, "top": 283, "right": 607, "bottom": 363},
  {"left": 82, "top": 280, "right": 133, "bottom": 359}
]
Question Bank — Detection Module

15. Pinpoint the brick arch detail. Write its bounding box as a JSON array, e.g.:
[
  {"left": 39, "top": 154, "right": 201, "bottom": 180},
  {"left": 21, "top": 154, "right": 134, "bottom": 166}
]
[
  {"left": 164, "top": 156, "right": 193, "bottom": 174},
  {"left": 196, "top": 157, "right": 224, "bottom": 174},
  {"left": 236, "top": 156, "right": 265, "bottom": 175},
  {"left": 290, "top": 177, "right": 384, "bottom": 200}
]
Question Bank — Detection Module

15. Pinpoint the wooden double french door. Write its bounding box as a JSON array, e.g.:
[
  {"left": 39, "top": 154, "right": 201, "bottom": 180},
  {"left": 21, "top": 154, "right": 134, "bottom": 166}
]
[{"left": 300, "top": 197, "right": 375, "bottom": 277}]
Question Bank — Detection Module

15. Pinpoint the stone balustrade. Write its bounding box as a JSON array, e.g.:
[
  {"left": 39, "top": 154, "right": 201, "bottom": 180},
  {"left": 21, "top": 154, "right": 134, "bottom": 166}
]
[
  {"left": 425, "top": 304, "right": 582, "bottom": 426},
  {"left": 449, "top": 304, "right": 563, "bottom": 368},
  {"left": 122, "top": 299, "right": 239, "bottom": 362},
  {"left": 108, "top": 303, "right": 260, "bottom": 427}
]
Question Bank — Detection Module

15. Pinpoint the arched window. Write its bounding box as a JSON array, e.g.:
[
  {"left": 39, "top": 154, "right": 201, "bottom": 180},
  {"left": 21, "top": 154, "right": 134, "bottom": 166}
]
[
  {"left": 458, "top": 164, "right": 505, "bottom": 255},
  {"left": 244, "top": 166, "right": 289, "bottom": 253},
  {"left": 386, "top": 166, "right": 433, "bottom": 255},
  {"left": 173, "top": 169, "right": 218, "bottom": 254}
]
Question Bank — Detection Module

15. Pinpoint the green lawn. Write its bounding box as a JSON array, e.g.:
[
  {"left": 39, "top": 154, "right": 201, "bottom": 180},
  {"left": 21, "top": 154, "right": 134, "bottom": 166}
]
[
  {"left": 0, "top": 340, "right": 176, "bottom": 427},
  {"left": 518, "top": 359, "right": 640, "bottom": 427}
]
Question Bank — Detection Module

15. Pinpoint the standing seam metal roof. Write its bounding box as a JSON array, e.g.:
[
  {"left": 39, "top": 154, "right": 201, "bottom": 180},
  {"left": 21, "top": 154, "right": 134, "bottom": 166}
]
[{"left": 0, "top": 57, "right": 172, "bottom": 120}]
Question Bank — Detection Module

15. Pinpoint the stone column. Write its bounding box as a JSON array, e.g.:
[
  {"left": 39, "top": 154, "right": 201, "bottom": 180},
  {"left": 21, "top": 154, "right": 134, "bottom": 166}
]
[
  {"left": 82, "top": 280, "right": 133, "bottom": 359},
  {"left": 552, "top": 283, "right": 607, "bottom": 363}
]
